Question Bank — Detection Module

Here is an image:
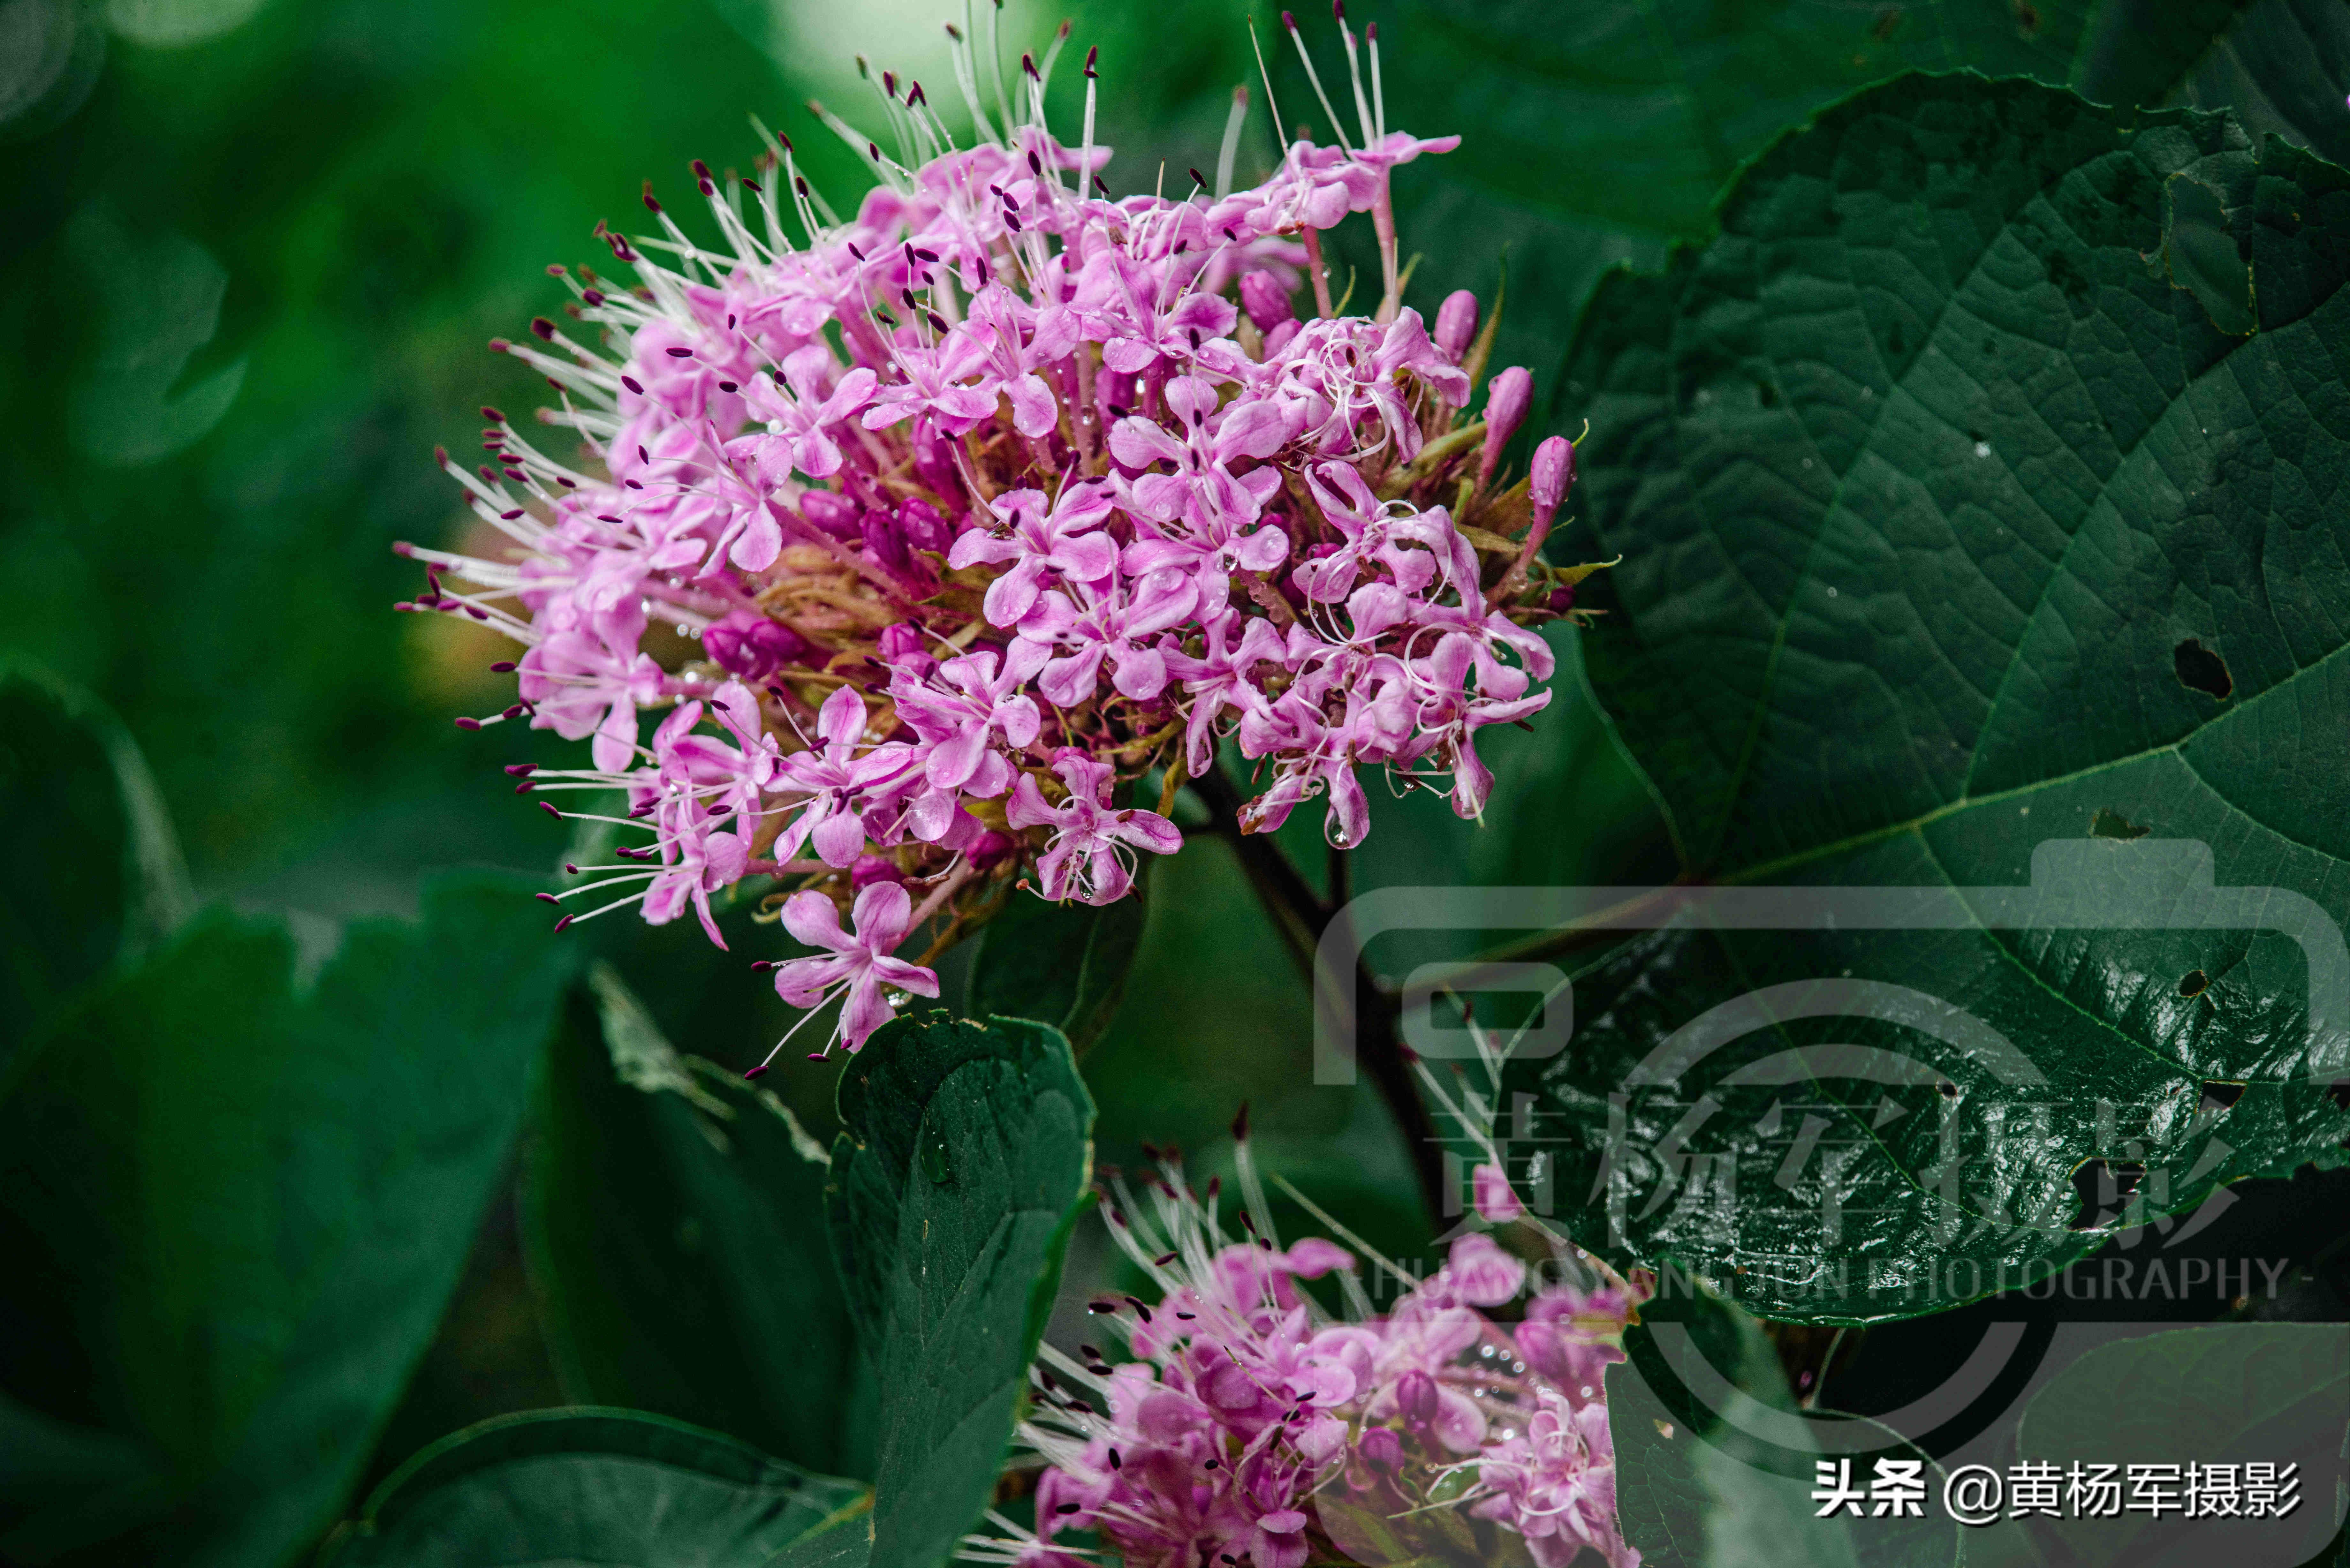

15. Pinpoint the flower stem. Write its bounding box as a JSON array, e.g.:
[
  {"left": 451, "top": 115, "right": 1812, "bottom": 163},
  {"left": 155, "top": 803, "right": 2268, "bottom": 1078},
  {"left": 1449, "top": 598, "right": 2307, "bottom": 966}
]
[{"left": 1191, "top": 761, "right": 1443, "bottom": 1223}]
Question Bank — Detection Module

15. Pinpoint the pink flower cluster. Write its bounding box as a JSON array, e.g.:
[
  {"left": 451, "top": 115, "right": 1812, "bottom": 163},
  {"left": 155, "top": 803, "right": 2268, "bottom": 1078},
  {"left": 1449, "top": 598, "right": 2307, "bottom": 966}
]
[
  {"left": 992, "top": 1151, "right": 1642, "bottom": 1568},
  {"left": 398, "top": 11, "right": 1585, "bottom": 1061}
]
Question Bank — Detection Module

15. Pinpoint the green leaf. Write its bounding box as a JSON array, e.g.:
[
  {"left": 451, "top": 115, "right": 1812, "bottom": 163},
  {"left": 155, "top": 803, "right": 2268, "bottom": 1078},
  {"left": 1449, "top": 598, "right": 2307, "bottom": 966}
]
[
  {"left": 2012, "top": 1324, "right": 2347, "bottom": 1564},
  {"left": 0, "top": 657, "right": 191, "bottom": 1068},
  {"left": 1512, "top": 75, "right": 2350, "bottom": 1322},
  {"left": 323, "top": 1407, "right": 870, "bottom": 1567},
  {"left": 523, "top": 961, "right": 869, "bottom": 1477},
  {"left": 1366, "top": 0, "right": 2346, "bottom": 390},
  {"left": 964, "top": 871, "right": 1148, "bottom": 1052},
  {"left": 0, "top": 873, "right": 574, "bottom": 1567},
  {"left": 825, "top": 1012, "right": 1094, "bottom": 1568},
  {"left": 1608, "top": 1283, "right": 1958, "bottom": 1566},
  {"left": 64, "top": 201, "right": 248, "bottom": 467}
]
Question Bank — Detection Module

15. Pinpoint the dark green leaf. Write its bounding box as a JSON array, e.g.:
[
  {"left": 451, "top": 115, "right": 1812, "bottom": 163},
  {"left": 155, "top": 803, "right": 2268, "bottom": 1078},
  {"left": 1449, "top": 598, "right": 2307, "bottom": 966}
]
[
  {"left": 523, "top": 961, "right": 869, "bottom": 1476},
  {"left": 964, "top": 871, "right": 1148, "bottom": 1052},
  {"left": 2013, "top": 1324, "right": 2347, "bottom": 1564},
  {"left": 2170, "top": 0, "right": 2350, "bottom": 166},
  {"left": 1608, "top": 1282, "right": 1958, "bottom": 1566},
  {"left": 1363, "top": 0, "right": 2346, "bottom": 394},
  {"left": 0, "top": 658, "right": 190, "bottom": 1067},
  {"left": 826, "top": 1012, "right": 1094, "bottom": 1568},
  {"left": 1513, "top": 76, "right": 2350, "bottom": 1321},
  {"left": 324, "top": 1407, "right": 869, "bottom": 1567},
  {"left": 0, "top": 873, "right": 573, "bottom": 1566}
]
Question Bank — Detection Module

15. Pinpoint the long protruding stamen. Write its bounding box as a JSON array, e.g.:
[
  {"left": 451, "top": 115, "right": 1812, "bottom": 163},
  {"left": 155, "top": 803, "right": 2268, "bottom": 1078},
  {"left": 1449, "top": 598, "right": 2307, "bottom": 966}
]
[
  {"left": 944, "top": 20, "right": 999, "bottom": 144},
  {"left": 1247, "top": 20, "right": 1290, "bottom": 170},
  {"left": 1280, "top": 10, "right": 1353, "bottom": 154},
  {"left": 981, "top": 0, "right": 1013, "bottom": 147},
  {"left": 1367, "top": 20, "right": 1386, "bottom": 140},
  {"left": 1335, "top": 3, "right": 1376, "bottom": 148},
  {"left": 1037, "top": 19, "right": 1071, "bottom": 92},
  {"left": 1212, "top": 84, "right": 1249, "bottom": 200},
  {"left": 751, "top": 1000, "right": 833, "bottom": 1074},
  {"left": 1079, "top": 47, "right": 1098, "bottom": 201}
]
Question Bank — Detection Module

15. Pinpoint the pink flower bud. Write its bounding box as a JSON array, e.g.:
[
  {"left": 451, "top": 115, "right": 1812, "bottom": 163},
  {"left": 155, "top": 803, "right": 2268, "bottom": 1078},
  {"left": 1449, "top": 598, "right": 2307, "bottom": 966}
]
[
  {"left": 1479, "top": 365, "right": 1531, "bottom": 485},
  {"left": 1356, "top": 1425, "right": 1403, "bottom": 1474},
  {"left": 898, "top": 497, "right": 952, "bottom": 554},
  {"left": 968, "top": 830, "right": 1017, "bottom": 870},
  {"left": 800, "top": 489, "right": 863, "bottom": 540},
  {"left": 703, "top": 609, "right": 809, "bottom": 681},
  {"left": 1239, "top": 269, "right": 1295, "bottom": 332},
  {"left": 1529, "top": 435, "right": 1573, "bottom": 527},
  {"left": 850, "top": 854, "right": 904, "bottom": 889},
  {"left": 1396, "top": 1369, "right": 1438, "bottom": 1426},
  {"left": 862, "top": 509, "right": 911, "bottom": 571},
  {"left": 877, "top": 622, "right": 928, "bottom": 664},
  {"left": 1433, "top": 289, "right": 1478, "bottom": 358},
  {"left": 1473, "top": 1161, "right": 1524, "bottom": 1223}
]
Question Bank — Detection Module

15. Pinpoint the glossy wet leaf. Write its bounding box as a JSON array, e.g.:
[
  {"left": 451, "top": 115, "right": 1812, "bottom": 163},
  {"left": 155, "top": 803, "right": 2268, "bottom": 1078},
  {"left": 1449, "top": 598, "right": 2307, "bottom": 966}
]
[
  {"left": 323, "top": 1408, "right": 869, "bottom": 1567},
  {"left": 523, "top": 962, "right": 868, "bottom": 1477},
  {"left": 826, "top": 1012, "right": 1093, "bottom": 1568},
  {"left": 0, "top": 658, "right": 190, "bottom": 1069},
  {"left": 1366, "top": 0, "right": 2346, "bottom": 394},
  {"left": 1512, "top": 76, "right": 2350, "bottom": 1322},
  {"left": 2013, "top": 1323, "right": 2347, "bottom": 1564},
  {"left": 964, "top": 872, "right": 1148, "bottom": 1052},
  {"left": 0, "top": 874, "right": 573, "bottom": 1566}
]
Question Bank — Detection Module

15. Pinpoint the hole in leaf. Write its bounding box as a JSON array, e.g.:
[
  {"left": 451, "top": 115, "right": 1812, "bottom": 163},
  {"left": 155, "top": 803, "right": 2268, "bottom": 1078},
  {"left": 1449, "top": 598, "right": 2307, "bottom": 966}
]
[
  {"left": 2012, "top": 0, "right": 2042, "bottom": 34},
  {"left": 2089, "top": 807, "right": 2150, "bottom": 840},
  {"left": 2199, "top": 1080, "right": 2246, "bottom": 1112},
  {"left": 2174, "top": 638, "right": 2233, "bottom": 699},
  {"left": 2329, "top": 1081, "right": 2350, "bottom": 1112},
  {"left": 2068, "top": 1158, "right": 2146, "bottom": 1230},
  {"left": 1936, "top": 1079, "right": 1961, "bottom": 1099},
  {"left": 2179, "top": 968, "right": 2210, "bottom": 998}
]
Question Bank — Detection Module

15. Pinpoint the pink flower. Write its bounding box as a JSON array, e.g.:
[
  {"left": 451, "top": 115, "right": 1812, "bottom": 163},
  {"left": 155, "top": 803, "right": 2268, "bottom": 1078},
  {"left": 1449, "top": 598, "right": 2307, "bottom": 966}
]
[
  {"left": 770, "top": 882, "right": 939, "bottom": 1054},
  {"left": 889, "top": 641, "right": 1049, "bottom": 796},
  {"left": 1006, "top": 753, "right": 1181, "bottom": 905},
  {"left": 963, "top": 284, "right": 1079, "bottom": 438},
  {"left": 772, "top": 686, "right": 917, "bottom": 867},
  {"left": 859, "top": 330, "right": 1000, "bottom": 433},
  {"left": 1005, "top": 1146, "right": 1638, "bottom": 1568},
  {"left": 418, "top": 5, "right": 1573, "bottom": 964},
  {"left": 1016, "top": 567, "right": 1198, "bottom": 706},
  {"left": 517, "top": 614, "right": 668, "bottom": 773},
  {"left": 1109, "top": 375, "right": 1293, "bottom": 538},
  {"left": 733, "top": 345, "right": 879, "bottom": 480},
  {"left": 948, "top": 480, "right": 1120, "bottom": 626}
]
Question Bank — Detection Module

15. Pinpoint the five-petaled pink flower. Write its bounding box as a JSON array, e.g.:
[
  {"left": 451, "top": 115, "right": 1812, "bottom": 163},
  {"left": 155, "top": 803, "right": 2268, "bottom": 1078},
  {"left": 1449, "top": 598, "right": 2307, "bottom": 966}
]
[
  {"left": 770, "top": 882, "right": 939, "bottom": 1054},
  {"left": 1006, "top": 753, "right": 1182, "bottom": 905}
]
